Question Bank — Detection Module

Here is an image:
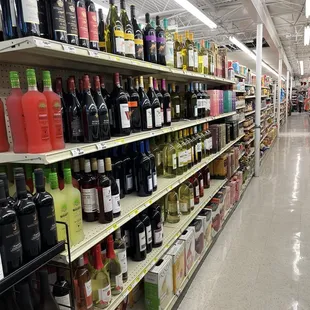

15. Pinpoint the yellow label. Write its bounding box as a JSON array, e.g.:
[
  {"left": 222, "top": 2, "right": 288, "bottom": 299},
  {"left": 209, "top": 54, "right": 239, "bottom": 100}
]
[
  {"left": 124, "top": 33, "right": 134, "bottom": 40},
  {"left": 134, "top": 39, "right": 143, "bottom": 45},
  {"left": 115, "top": 30, "right": 124, "bottom": 38},
  {"left": 99, "top": 42, "right": 106, "bottom": 48}
]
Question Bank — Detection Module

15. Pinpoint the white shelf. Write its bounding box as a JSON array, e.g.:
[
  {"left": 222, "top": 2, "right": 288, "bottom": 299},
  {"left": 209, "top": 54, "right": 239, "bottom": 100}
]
[
  {"left": 233, "top": 90, "right": 246, "bottom": 93},
  {"left": 245, "top": 95, "right": 256, "bottom": 99},
  {"left": 244, "top": 136, "right": 255, "bottom": 145},
  {"left": 238, "top": 151, "right": 245, "bottom": 159},
  {"left": 0, "top": 112, "right": 236, "bottom": 165},
  {"left": 94, "top": 179, "right": 228, "bottom": 310},
  {"left": 245, "top": 84, "right": 255, "bottom": 87},
  {"left": 236, "top": 105, "right": 246, "bottom": 110},
  {"left": 261, "top": 86, "right": 270, "bottom": 90},
  {"left": 244, "top": 124, "right": 254, "bottom": 131},
  {"left": 239, "top": 119, "right": 245, "bottom": 124},
  {"left": 0, "top": 37, "right": 234, "bottom": 85},
  {"left": 247, "top": 148, "right": 255, "bottom": 157},
  {"left": 261, "top": 106, "right": 267, "bottom": 111},
  {"left": 57, "top": 135, "right": 245, "bottom": 263},
  {"left": 234, "top": 73, "right": 246, "bottom": 79},
  {"left": 244, "top": 110, "right": 255, "bottom": 116}
]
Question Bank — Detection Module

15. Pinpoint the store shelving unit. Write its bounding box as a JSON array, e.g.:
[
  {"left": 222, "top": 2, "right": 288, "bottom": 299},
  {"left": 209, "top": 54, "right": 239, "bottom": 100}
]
[
  {"left": 244, "top": 110, "right": 255, "bottom": 116},
  {"left": 244, "top": 136, "right": 255, "bottom": 145}
]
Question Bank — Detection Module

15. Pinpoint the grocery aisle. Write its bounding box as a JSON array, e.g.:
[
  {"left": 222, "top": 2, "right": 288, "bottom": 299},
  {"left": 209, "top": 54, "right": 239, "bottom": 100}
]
[{"left": 177, "top": 113, "right": 310, "bottom": 310}]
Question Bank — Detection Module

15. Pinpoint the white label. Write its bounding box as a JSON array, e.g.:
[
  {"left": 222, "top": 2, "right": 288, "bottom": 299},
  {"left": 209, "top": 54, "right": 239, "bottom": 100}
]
[
  {"left": 98, "top": 285, "right": 111, "bottom": 306},
  {"left": 200, "top": 179, "right": 204, "bottom": 189},
  {"left": 85, "top": 280, "right": 92, "bottom": 297},
  {"left": 116, "top": 37, "right": 124, "bottom": 54},
  {"left": 197, "top": 99, "right": 202, "bottom": 108},
  {"left": 112, "top": 194, "right": 121, "bottom": 214},
  {"left": 194, "top": 107, "right": 198, "bottom": 117},
  {"left": 154, "top": 224, "right": 163, "bottom": 244},
  {"left": 202, "top": 99, "right": 207, "bottom": 108},
  {"left": 119, "top": 104, "right": 131, "bottom": 129},
  {"left": 55, "top": 295, "right": 71, "bottom": 310},
  {"left": 115, "top": 273, "right": 123, "bottom": 289},
  {"left": 126, "top": 175, "right": 133, "bottom": 191},
  {"left": 139, "top": 232, "right": 146, "bottom": 251},
  {"left": 116, "top": 249, "right": 128, "bottom": 273},
  {"left": 82, "top": 188, "right": 98, "bottom": 213},
  {"left": 194, "top": 51, "right": 198, "bottom": 68},
  {"left": 166, "top": 109, "right": 171, "bottom": 123},
  {"left": 207, "top": 172, "right": 210, "bottom": 184},
  {"left": 71, "top": 148, "right": 84, "bottom": 156},
  {"left": 154, "top": 107, "right": 162, "bottom": 127},
  {"left": 152, "top": 172, "right": 157, "bottom": 187},
  {"left": 21, "top": 0, "right": 39, "bottom": 24},
  {"left": 166, "top": 41, "right": 174, "bottom": 66},
  {"left": 190, "top": 198, "right": 194, "bottom": 209},
  {"left": 180, "top": 202, "right": 188, "bottom": 212},
  {"left": 146, "top": 225, "right": 152, "bottom": 244},
  {"left": 203, "top": 55, "right": 209, "bottom": 68},
  {"left": 102, "top": 187, "right": 112, "bottom": 213},
  {"left": 172, "top": 154, "right": 177, "bottom": 169},
  {"left": 124, "top": 40, "right": 135, "bottom": 56},
  {"left": 195, "top": 186, "right": 199, "bottom": 197},
  {"left": 147, "top": 175, "right": 153, "bottom": 192},
  {"left": 146, "top": 108, "right": 153, "bottom": 129},
  {"left": 176, "top": 105, "right": 180, "bottom": 114},
  {"left": 197, "top": 142, "right": 202, "bottom": 152},
  {"left": 177, "top": 51, "right": 183, "bottom": 68},
  {"left": 209, "top": 137, "right": 213, "bottom": 150},
  {"left": 188, "top": 50, "right": 194, "bottom": 67},
  {"left": 9, "top": 0, "right": 16, "bottom": 26},
  {"left": 206, "top": 99, "right": 211, "bottom": 110},
  {"left": 178, "top": 153, "right": 183, "bottom": 167}
]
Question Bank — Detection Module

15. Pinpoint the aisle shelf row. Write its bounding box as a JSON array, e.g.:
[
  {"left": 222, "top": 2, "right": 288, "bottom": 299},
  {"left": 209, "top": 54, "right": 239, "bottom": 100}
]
[
  {"left": 260, "top": 137, "right": 277, "bottom": 164},
  {"left": 0, "top": 37, "right": 234, "bottom": 85},
  {"left": 245, "top": 84, "right": 255, "bottom": 87},
  {"left": 0, "top": 112, "right": 237, "bottom": 165},
  {"left": 244, "top": 124, "right": 254, "bottom": 131},
  {"left": 234, "top": 90, "right": 246, "bottom": 93},
  {"left": 244, "top": 111, "right": 255, "bottom": 116},
  {"left": 247, "top": 148, "right": 255, "bottom": 157},
  {"left": 236, "top": 105, "right": 246, "bottom": 110},
  {"left": 245, "top": 95, "right": 268, "bottom": 99},
  {"left": 95, "top": 179, "right": 228, "bottom": 310},
  {"left": 238, "top": 151, "right": 245, "bottom": 159},
  {"left": 164, "top": 172, "right": 254, "bottom": 310},
  {"left": 58, "top": 134, "right": 245, "bottom": 263},
  {"left": 244, "top": 136, "right": 255, "bottom": 145}
]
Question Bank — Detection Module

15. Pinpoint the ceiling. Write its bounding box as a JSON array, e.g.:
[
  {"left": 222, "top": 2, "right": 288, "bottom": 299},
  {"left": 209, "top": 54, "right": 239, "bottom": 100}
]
[{"left": 94, "top": 0, "right": 309, "bottom": 78}]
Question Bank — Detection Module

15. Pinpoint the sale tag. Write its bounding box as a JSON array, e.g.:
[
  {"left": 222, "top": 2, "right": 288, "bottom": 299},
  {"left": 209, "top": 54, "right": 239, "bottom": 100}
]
[
  {"left": 70, "top": 148, "right": 84, "bottom": 156},
  {"left": 63, "top": 45, "right": 76, "bottom": 53},
  {"left": 96, "top": 142, "right": 106, "bottom": 150}
]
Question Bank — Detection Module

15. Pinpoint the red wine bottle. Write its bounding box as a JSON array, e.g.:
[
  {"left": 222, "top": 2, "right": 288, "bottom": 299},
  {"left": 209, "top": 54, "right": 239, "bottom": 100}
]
[
  {"left": 65, "top": 0, "right": 79, "bottom": 45},
  {"left": 154, "top": 78, "right": 164, "bottom": 127},
  {"left": 155, "top": 16, "right": 166, "bottom": 65},
  {"left": 37, "top": 0, "right": 50, "bottom": 38},
  {"left": 127, "top": 77, "right": 141, "bottom": 132},
  {"left": 147, "top": 77, "right": 162, "bottom": 129},
  {"left": 76, "top": 0, "right": 90, "bottom": 48},
  {"left": 82, "top": 75, "right": 100, "bottom": 142},
  {"left": 161, "top": 79, "right": 171, "bottom": 126},
  {"left": 137, "top": 141, "right": 152, "bottom": 197},
  {"left": 145, "top": 139, "right": 157, "bottom": 192},
  {"left": 66, "top": 77, "right": 84, "bottom": 143},
  {"left": 85, "top": 0, "right": 99, "bottom": 50},
  {"left": 148, "top": 204, "right": 163, "bottom": 247},
  {"left": 140, "top": 211, "right": 152, "bottom": 253},
  {"left": 138, "top": 76, "right": 152, "bottom": 131},
  {"left": 143, "top": 13, "right": 157, "bottom": 63},
  {"left": 93, "top": 76, "right": 111, "bottom": 141},
  {"left": 0, "top": 173, "right": 15, "bottom": 208},
  {"left": 112, "top": 148, "right": 125, "bottom": 199},
  {"left": 120, "top": 145, "right": 134, "bottom": 195},
  {"left": 130, "top": 216, "right": 146, "bottom": 261},
  {"left": 100, "top": 76, "right": 110, "bottom": 101},
  {"left": 130, "top": 5, "right": 144, "bottom": 60},
  {"left": 0, "top": 180, "right": 22, "bottom": 276},
  {"left": 49, "top": 0, "right": 68, "bottom": 43},
  {"left": 189, "top": 175, "right": 200, "bottom": 205},
  {"left": 98, "top": 9, "right": 106, "bottom": 51}
]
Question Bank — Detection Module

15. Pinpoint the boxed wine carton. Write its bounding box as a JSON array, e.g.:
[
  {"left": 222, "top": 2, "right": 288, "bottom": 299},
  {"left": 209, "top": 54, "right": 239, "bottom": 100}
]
[
  {"left": 144, "top": 255, "right": 173, "bottom": 310},
  {"left": 189, "top": 218, "right": 205, "bottom": 259},
  {"left": 167, "top": 240, "right": 185, "bottom": 294},
  {"left": 199, "top": 209, "right": 212, "bottom": 246},
  {"left": 206, "top": 200, "right": 221, "bottom": 237},
  {"left": 179, "top": 227, "right": 195, "bottom": 275}
]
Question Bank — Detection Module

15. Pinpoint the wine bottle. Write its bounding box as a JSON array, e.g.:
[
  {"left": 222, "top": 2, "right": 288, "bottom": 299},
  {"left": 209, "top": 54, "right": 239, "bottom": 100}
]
[
  {"left": 164, "top": 18, "right": 174, "bottom": 67},
  {"left": 189, "top": 175, "right": 200, "bottom": 205},
  {"left": 93, "top": 76, "right": 111, "bottom": 141},
  {"left": 0, "top": 180, "right": 22, "bottom": 275},
  {"left": 150, "top": 137, "right": 163, "bottom": 176},
  {"left": 98, "top": 9, "right": 106, "bottom": 51},
  {"left": 100, "top": 76, "right": 110, "bottom": 101},
  {"left": 127, "top": 76, "right": 141, "bottom": 132},
  {"left": 120, "top": 0, "right": 135, "bottom": 58},
  {"left": 202, "top": 165, "right": 211, "bottom": 189},
  {"left": 0, "top": 173, "right": 15, "bottom": 208},
  {"left": 193, "top": 38, "right": 199, "bottom": 72},
  {"left": 145, "top": 139, "right": 157, "bottom": 192},
  {"left": 170, "top": 83, "right": 181, "bottom": 122},
  {"left": 143, "top": 13, "right": 157, "bottom": 63},
  {"left": 196, "top": 170, "right": 204, "bottom": 198},
  {"left": 178, "top": 130, "right": 188, "bottom": 173},
  {"left": 147, "top": 77, "right": 162, "bottom": 129},
  {"left": 114, "top": 228, "right": 127, "bottom": 282},
  {"left": 85, "top": 0, "right": 99, "bottom": 50},
  {"left": 130, "top": 5, "right": 144, "bottom": 60},
  {"left": 165, "top": 189, "right": 180, "bottom": 223},
  {"left": 39, "top": 270, "right": 61, "bottom": 310},
  {"left": 130, "top": 216, "right": 146, "bottom": 261},
  {"left": 130, "top": 142, "right": 139, "bottom": 193},
  {"left": 137, "top": 141, "right": 152, "bottom": 197},
  {"left": 49, "top": 0, "right": 68, "bottom": 43},
  {"left": 153, "top": 78, "right": 164, "bottom": 127},
  {"left": 172, "top": 131, "right": 184, "bottom": 175},
  {"left": 179, "top": 181, "right": 193, "bottom": 215},
  {"left": 155, "top": 16, "right": 166, "bottom": 66},
  {"left": 17, "top": 282, "right": 34, "bottom": 310},
  {"left": 105, "top": 157, "right": 121, "bottom": 218},
  {"left": 82, "top": 74, "right": 100, "bottom": 142},
  {"left": 33, "top": 169, "right": 57, "bottom": 252},
  {"left": 105, "top": 0, "right": 125, "bottom": 56},
  {"left": 119, "top": 146, "right": 134, "bottom": 195},
  {"left": 76, "top": 0, "right": 90, "bottom": 48},
  {"left": 15, "top": 173, "right": 41, "bottom": 262},
  {"left": 53, "top": 271, "right": 71, "bottom": 310},
  {"left": 186, "top": 82, "right": 198, "bottom": 119},
  {"left": 174, "top": 33, "right": 183, "bottom": 69},
  {"left": 111, "top": 148, "right": 125, "bottom": 199},
  {"left": 163, "top": 133, "right": 177, "bottom": 178},
  {"left": 140, "top": 211, "right": 152, "bottom": 253},
  {"left": 0, "top": 0, "right": 18, "bottom": 39},
  {"left": 138, "top": 76, "right": 152, "bottom": 131},
  {"left": 15, "top": 0, "right": 40, "bottom": 37},
  {"left": 148, "top": 204, "right": 163, "bottom": 247},
  {"left": 194, "top": 82, "right": 203, "bottom": 119},
  {"left": 64, "top": 0, "right": 78, "bottom": 45},
  {"left": 37, "top": 0, "right": 49, "bottom": 38},
  {"left": 161, "top": 79, "right": 171, "bottom": 126},
  {"left": 106, "top": 235, "right": 123, "bottom": 295},
  {"left": 199, "top": 83, "right": 206, "bottom": 117}
]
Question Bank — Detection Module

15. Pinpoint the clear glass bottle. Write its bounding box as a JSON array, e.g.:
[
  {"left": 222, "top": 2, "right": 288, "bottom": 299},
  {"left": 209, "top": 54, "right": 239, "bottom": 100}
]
[
  {"left": 163, "top": 133, "right": 177, "bottom": 178},
  {"left": 114, "top": 229, "right": 128, "bottom": 282},
  {"left": 150, "top": 137, "right": 163, "bottom": 177},
  {"left": 164, "top": 18, "right": 174, "bottom": 67},
  {"left": 165, "top": 190, "right": 180, "bottom": 223},
  {"left": 170, "top": 83, "right": 180, "bottom": 122},
  {"left": 174, "top": 32, "right": 183, "bottom": 69},
  {"left": 178, "top": 182, "right": 192, "bottom": 215},
  {"left": 179, "top": 130, "right": 188, "bottom": 173},
  {"left": 172, "top": 131, "right": 184, "bottom": 175},
  {"left": 184, "top": 31, "right": 194, "bottom": 71}
]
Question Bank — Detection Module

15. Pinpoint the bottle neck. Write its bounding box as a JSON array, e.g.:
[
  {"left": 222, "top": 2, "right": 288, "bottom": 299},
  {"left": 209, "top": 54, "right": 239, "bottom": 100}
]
[
  {"left": 84, "top": 160, "right": 91, "bottom": 173},
  {"left": 98, "top": 159, "right": 105, "bottom": 174},
  {"left": 106, "top": 238, "right": 116, "bottom": 259},
  {"left": 94, "top": 244, "right": 104, "bottom": 270}
]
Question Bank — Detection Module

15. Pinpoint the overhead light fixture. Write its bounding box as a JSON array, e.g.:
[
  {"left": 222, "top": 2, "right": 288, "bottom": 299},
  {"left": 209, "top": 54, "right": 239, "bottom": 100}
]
[
  {"left": 229, "top": 36, "right": 256, "bottom": 60},
  {"left": 304, "top": 26, "right": 310, "bottom": 45},
  {"left": 306, "top": 0, "right": 310, "bottom": 18},
  {"left": 300, "top": 60, "right": 304, "bottom": 75},
  {"left": 173, "top": 0, "right": 217, "bottom": 29}
]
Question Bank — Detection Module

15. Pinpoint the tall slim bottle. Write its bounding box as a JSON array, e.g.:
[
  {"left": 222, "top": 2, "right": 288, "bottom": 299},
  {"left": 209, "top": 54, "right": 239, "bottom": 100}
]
[
  {"left": 147, "top": 77, "right": 162, "bottom": 129},
  {"left": 43, "top": 71, "right": 65, "bottom": 150},
  {"left": 127, "top": 77, "right": 141, "bottom": 132},
  {"left": 163, "top": 133, "right": 177, "bottom": 178},
  {"left": 163, "top": 18, "right": 174, "bottom": 67},
  {"left": 186, "top": 82, "right": 198, "bottom": 119},
  {"left": 22, "top": 69, "right": 52, "bottom": 153},
  {"left": 33, "top": 169, "right": 57, "bottom": 252},
  {"left": 155, "top": 16, "right": 166, "bottom": 66},
  {"left": 98, "top": 9, "right": 106, "bottom": 51},
  {"left": 76, "top": 0, "right": 90, "bottom": 48},
  {"left": 178, "top": 182, "right": 191, "bottom": 215},
  {"left": 153, "top": 78, "right": 164, "bottom": 127},
  {"left": 145, "top": 139, "right": 157, "bottom": 192},
  {"left": 114, "top": 229, "right": 127, "bottom": 282},
  {"left": 140, "top": 211, "right": 152, "bottom": 253},
  {"left": 130, "top": 5, "right": 144, "bottom": 60},
  {"left": 174, "top": 33, "right": 183, "bottom": 69},
  {"left": 6, "top": 71, "right": 27, "bottom": 153},
  {"left": 65, "top": 0, "right": 79, "bottom": 45},
  {"left": 120, "top": 0, "right": 135, "bottom": 58},
  {"left": 0, "top": 173, "right": 15, "bottom": 208},
  {"left": 148, "top": 204, "right": 163, "bottom": 247},
  {"left": 170, "top": 83, "right": 181, "bottom": 122},
  {"left": 130, "top": 216, "right": 146, "bottom": 261},
  {"left": 138, "top": 76, "right": 153, "bottom": 131},
  {"left": 86, "top": 0, "right": 99, "bottom": 50},
  {"left": 184, "top": 31, "right": 194, "bottom": 71},
  {"left": 161, "top": 79, "right": 171, "bottom": 126},
  {"left": 172, "top": 131, "right": 184, "bottom": 175},
  {"left": 143, "top": 13, "right": 157, "bottom": 63},
  {"left": 48, "top": 0, "right": 68, "bottom": 43}
]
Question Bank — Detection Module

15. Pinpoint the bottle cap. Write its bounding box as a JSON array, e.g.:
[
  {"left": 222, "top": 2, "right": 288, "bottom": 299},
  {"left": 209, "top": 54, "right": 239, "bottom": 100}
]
[
  {"left": 156, "top": 15, "right": 160, "bottom": 26},
  {"left": 64, "top": 168, "right": 72, "bottom": 185},
  {"left": 105, "top": 158, "right": 112, "bottom": 171},
  {"left": 14, "top": 167, "right": 24, "bottom": 177},
  {"left": 49, "top": 172, "right": 59, "bottom": 190},
  {"left": 98, "top": 159, "right": 105, "bottom": 174},
  {"left": 15, "top": 173, "right": 27, "bottom": 196},
  {"left": 99, "top": 8, "right": 104, "bottom": 20},
  {"left": 83, "top": 74, "right": 90, "bottom": 90},
  {"left": 10, "top": 71, "right": 20, "bottom": 88},
  {"left": 145, "top": 12, "right": 150, "bottom": 23},
  {"left": 0, "top": 180, "right": 6, "bottom": 203},
  {"left": 26, "top": 69, "right": 36, "bottom": 86},
  {"left": 130, "top": 5, "right": 135, "bottom": 17},
  {"left": 34, "top": 169, "right": 45, "bottom": 189},
  {"left": 120, "top": 0, "right": 125, "bottom": 10},
  {"left": 43, "top": 71, "right": 52, "bottom": 88}
]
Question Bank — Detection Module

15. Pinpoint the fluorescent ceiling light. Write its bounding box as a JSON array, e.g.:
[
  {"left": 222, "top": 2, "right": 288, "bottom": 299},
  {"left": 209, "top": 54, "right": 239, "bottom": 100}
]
[
  {"left": 304, "top": 26, "right": 310, "bottom": 45},
  {"left": 173, "top": 0, "right": 217, "bottom": 29},
  {"left": 229, "top": 36, "right": 256, "bottom": 60},
  {"left": 300, "top": 61, "right": 304, "bottom": 75},
  {"left": 306, "top": 0, "right": 310, "bottom": 18}
]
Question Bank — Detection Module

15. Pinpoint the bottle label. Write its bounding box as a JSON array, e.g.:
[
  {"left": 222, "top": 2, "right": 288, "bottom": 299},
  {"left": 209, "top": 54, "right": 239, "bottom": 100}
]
[
  {"left": 161, "top": 107, "right": 164, "bottom": 125},
  {"left": 102, "top": 186, "right": 113, "bottom": 213},
  {"left": 152, "top": 172, "right": 157, "bottom": 187},
  {"left": 209, "top": 137, "right": 213, "bottom": 150},
  {"left": 19, "top": 212, "right": 41, "bottom": 251},
  {"left": 197, "top": 142, "right": 202, "bottom": 152},
  {"left": 172, "top": 153, "right": 177, "bottom": 169},
  {"left": 139, "top": 231, "right": 146, "bottom": 251},
  {"left": 9, "top": 0, "right": 16, "bottom": 27},
  {"left": 84, "top": 280, "right": 93, "bottom": 309},
  {"left": 190, "top": 198, "right": 194, "bottom": 209},
  {"left": 166, "top": 108, "right": 171, "bottom": 123},
  {"left": 194, "top": 51, "right": 198, "bottom": 69},
  {"left": 154, "top": 223, "right": 163, "bottom": 244},
  {"left": 65, "top": 1, "right": 78, "bottom": 36},
  {"left": 0, "top": 255, "right": 3, "bottom": 280},
  {"left": 128, "top": 101, "right": 138, "bottom": 108},
  {"left": 116, "top": 249, "right": 128, "bottom": 273},
  {"left": 126, "top": 174, "right": 133, "bottom": 191},
  {"left": 204, "top": 55, "right": 209, "bottom": 68},
  {"left": 154, "top": 107, "right": 162, "bottom": 127},
  {"left": 178, "top": 153, "right": 183, "bottom": 167},
  {"left": 200, "top": 179, "right": 204, "bottom": 190},
  {"left": 166, "top": 41, "right": 174, "bottom": 66},
  {"left": 146, "top": 108, "right": 153, "bottom": 129},
  {"left": 114, "top": 25, "right": 125, "bottom": 53},
  {"left": 21, "top": 0, "right": 39, "bottom": 24},
  {"left": 124, "top": 27, "right": 135, "bottom": 56},
  {"left": 207, "top": 172, "right": 210, "bottom": 184},
  {"left": 176, "top": 51, "right": 183, "bottom": 68},
  {"left": 77, "top": 6, "right": 89, "bottom": 40},
  {"left": 191, "top": 146, "right": 194, "bottom": 162},
  {"left": 71, "top": 116, "right": 83, "bottom": 137},
  {"left": 112, "top": 194, "right": 121, "bottom": 214},
  {"left": 206, "top": 99, "right": 211, "bottom": 111},
  {"left": 87, "top": 11, "right": 99, "bottom": 42},
  {"left": 52, "top": 100, "right": 64, "bottom": 138},
  {"left": 114, "top": 273, "right": 123, "bottom": 292},
  {"left": 147, "top": 175, "right": 153, "bottom": 192},
  {"left": 98, "top": 284, "right": 111, "bottom": 306},
  {"left": 195, "top": 185, "right": 199, "bottom": 197},
  {"left": 180, "top": 202, "right": 188, "bottom": 212},
  {"left": 51, "top": 0, "right": 67, "bottom": 33},
  {"left": 37, "top": 102, "right": 50, "bottom": 141},
  {"left": 145, "top": 33, "right": 156, "bottom": 57},
  {"left": 55, "top": 294, "right": 71, "bottom": 310},
  {"left": 157, "top": 32, "right": 166, "bottom": 56},
  {"left": 82, "top": 188, "right": 98, "bottom": 213},
  {"left": 188, "top": 50, "right": 194, "bottom": 67},
  {"left": 176, "top": 105, "right": 180, "bottom": 114},
  {"left": 125, "top": 230, "right": 130, "bottom": 248},
  {"left": 119, "top": 103, "right": 131, "bottom": 129},
  {"left": 134, "top": 31, "right": 144, "bottom": 60}
]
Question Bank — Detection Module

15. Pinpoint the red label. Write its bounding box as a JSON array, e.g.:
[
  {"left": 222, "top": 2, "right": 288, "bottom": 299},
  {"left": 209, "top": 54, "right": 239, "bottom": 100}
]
[
  {"left": 38, "top": 102, "right": 50, "bottom": 141},
  {"left": 53, "top": 101, "right": 64, "bottom": 138},
  {"left": 77, "top": 7, "right": 89, "bottom": 40},
  {"left": 87, "top": 11, "right": 99, "bottom": 42}
]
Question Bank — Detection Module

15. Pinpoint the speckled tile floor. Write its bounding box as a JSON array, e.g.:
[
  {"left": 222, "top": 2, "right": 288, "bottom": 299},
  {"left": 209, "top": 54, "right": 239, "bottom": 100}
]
[{"left": 177, "top": 113, "right": 310, "bottom": 310}]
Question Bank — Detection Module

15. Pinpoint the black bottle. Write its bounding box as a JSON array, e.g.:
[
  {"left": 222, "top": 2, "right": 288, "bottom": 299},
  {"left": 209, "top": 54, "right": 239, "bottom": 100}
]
[
  {"left": 37, "top": 0, "right": 50, "bottom": 38},
  {"left": 65, "top": 0, "right": 79, "bottom": 45},
  {"left": 33, "top": 169, "right": 57, "bottom": 252},
  {"left": 155, "top": 15, "right": 166, "bottom": 65},
  {"left": 112, "top": 148, "right": 125, "bottom": 199},
  {"left": 0, "top": 180, "right": 22, "bottom": 276},
  {"left": 145, "top": 139, "right": 157, "bottom": 192},
  {"left": 53, "top": 272, "right": 71, "bottom": 309},
  {"left": 143, "top": 13, "right": 157, "bottom": 63},
  {"left": 0, "top": 0, "right": 18, "bottom": 39},
  {"left": 131, "top": 142, "right": 139, "bottom": 193},
  {"left": 138, "top": 76, "right": 153, "bottom": 131},
  {"left": 12, "top": 167, "right": 33, "bottom": 201},
  {"left": 148, "top": 204, "right": 163, "bottom": 247},
  {"left": 0, "top": 173, "right": 15, "bottom": 208},
  {"left": 140, "top": 211, "right": 152, "bottom": 253},
  {"left": 130, "top": 216, "right": 146, "bottom": 261},
  {"left": 15, "top": 173, "right": 41, "bottom": 262},
  {"left": 130, "top": 5, "right": 144, "bottom": 60},
  {"left": 76, "top": 0, "right": 90, "bottom": 48},
  {"left": 48, "top": 0, "right": 68, "bottom": 43},
  {"left": 186, "top": 82, "right": 198, "bottom": 119},
  {"left": 127, "top": 77, "right": 141, "bottom": 132},
  {"left": 161, "top": 79, "right": 171, "bottom": 126},
  {"left": 17, "top": 282, "right": 34, "bottom": 310},
  {"left": 154, "top": 78, "right": 164, "bottom": 127},
  {"left": 120, "top": 146, "right": 134, "bottom": 195},
  {"left": 147, "top": 76, "right": 162, "bottom": 129},
  {"left": 98, "top": 9, "right": 105, "bottom": 51}
]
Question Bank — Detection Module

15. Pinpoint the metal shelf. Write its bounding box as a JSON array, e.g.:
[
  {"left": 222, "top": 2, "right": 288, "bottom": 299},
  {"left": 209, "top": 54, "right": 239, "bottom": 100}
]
[
  {"left": 244, "top": 136, "right": 255, "bottom": 145},
  {"left": 0, "top": 241, "right": 65, "bottom": 294},
  {"left": 233, "top": 90, "right": 246, "bottom": 93},
  {"left": 0, "top": 112, "right": 236, "bottom": 165},
  {"left": 236, "top": 105, "right": 246, "bottom": 110},
  {"left": 244, "top": 110, "right": 255, "bottom": 116},
  {"left": 234, "top": 73, "right": 246, "bottom": 79},
  {"left": 0, "top": 37, "right": 234, "bottom": 85},
  {"left": 58, "top": 135, "right": 245, "bottom": 263},
  {"left": 245, "top": 95, "right": 256, "bottom": 99},
  {"left": 244, "top": 124, "right": 254, "bottom": 131}
]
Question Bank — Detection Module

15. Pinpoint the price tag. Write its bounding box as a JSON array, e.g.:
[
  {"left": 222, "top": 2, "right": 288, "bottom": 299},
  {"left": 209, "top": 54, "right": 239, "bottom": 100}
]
[
  {"left": 34, "top": 39, "right": 51, "bottom": 48},
  {"left": 88, "top": 50, "right": 99, "bottom": 57},
  {"left": 63, "top": 45, "right": 76, "bottom": 53},
  {"left": 96, "top": 142, "right": 107, "bottom": 150},
  {"left": 112, "top": 223, "right": 118, "bottom": 230},
  {"left": 70, "top": 148, "right": 84, "bottom": 157},
  {"left": 147, "top": 199, "right": 153, "bottom": 206},
  {"left": 129, "top": 209, "right": 139, "bottom": 218}
]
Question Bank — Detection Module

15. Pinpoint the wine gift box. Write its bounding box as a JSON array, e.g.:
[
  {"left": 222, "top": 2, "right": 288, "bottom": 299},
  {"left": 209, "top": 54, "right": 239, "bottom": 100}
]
[
  {"left": 189, "top": 218, "right": 205, "bottom": 260},
  {"left": 179, "top": 227, "right": 195, "bottom": 275}
]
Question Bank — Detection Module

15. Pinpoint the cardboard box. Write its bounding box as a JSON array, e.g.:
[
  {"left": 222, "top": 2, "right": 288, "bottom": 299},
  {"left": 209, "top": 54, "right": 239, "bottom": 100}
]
[
  {"left": 144, "top": 255, "right": 174, "bottom": 310},
  {"left": 201, "top": 208, "right": 213, "bottom": 245},
  {"left": 206, "top": 201, "right": 221, "bottom": 237},
  {"left": 189, "top": 218, "right": 204, "bottom": 259},
  {"left": 167, "top": 240, "right": 185, "bottom": 294},
  {"left": 179, "top": 227, "right": 195, "bottom": 275}
]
